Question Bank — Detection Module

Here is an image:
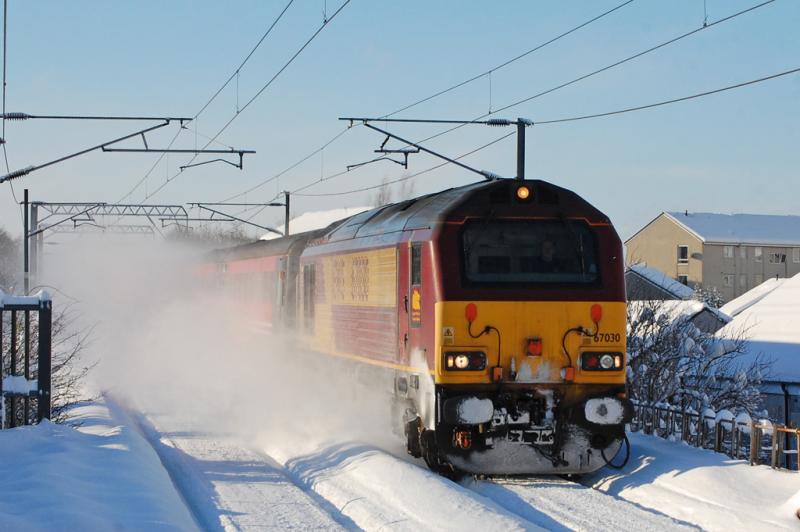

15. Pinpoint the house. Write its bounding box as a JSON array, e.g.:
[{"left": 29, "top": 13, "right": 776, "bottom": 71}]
[
  {"left": 626, "top": 212, "right": 800, "bottom": 303},
  {"left": 625, "top": 263, "right": 696, "bottom": 301},
  {"left": 715, "top": 272, "right": 800, "bottom": 426}
]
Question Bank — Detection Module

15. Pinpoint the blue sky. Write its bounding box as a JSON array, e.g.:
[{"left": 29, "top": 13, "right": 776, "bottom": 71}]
[{"left": 1, "top": 0, "right": 798, "bottom": 240}]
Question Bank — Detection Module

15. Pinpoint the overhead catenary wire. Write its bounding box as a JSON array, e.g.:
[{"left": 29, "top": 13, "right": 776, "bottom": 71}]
[
  {"left": 288, "top": 64, "right": 800, "bottom": 198},
  {"left": 270, "top": 0, "right": 775, "bottom": 205},
  {"left": 380, "top": 0, "right": 635, "bottom": 119},
  {"left": 219, "top": 0, "right": 635, "bottom": 204},
  {"left": 116, "top": 0, "right": 295, "bottom": 204},
  {"left": 397, "top": 0, "right": 776, "bottom": 150},
  {"left": 2, "top": 0, "right": 21, "bottom": 224},
  {"left": 138, "top": 0, "right": 352, "bottom": 206},
  {"left": 534, "top": 66, "right": 800, "bottom": 124},
  {"left": 292, "top": 130, "right": 516, "bottom": 197}
]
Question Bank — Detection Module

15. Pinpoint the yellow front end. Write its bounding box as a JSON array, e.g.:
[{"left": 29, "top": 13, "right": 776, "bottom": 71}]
[{"left": 434, "top": 300, "right": 626, "bottom": 386}]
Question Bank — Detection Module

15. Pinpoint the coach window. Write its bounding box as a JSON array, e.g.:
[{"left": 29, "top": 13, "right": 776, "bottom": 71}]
[
  {"left": 411, "top": 243, "right": 422, "bottom": 286},
  {"left": 303, "top": 264, "right": 316, "bottom": 332},
  {"left": 410, "top": 243, "right": 422, "bottom": 328}
]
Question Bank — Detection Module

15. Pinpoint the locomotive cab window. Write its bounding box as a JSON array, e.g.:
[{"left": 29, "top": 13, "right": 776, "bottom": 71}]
[{"left": 462, "top": 220, "right": 599, "bottom": 284}]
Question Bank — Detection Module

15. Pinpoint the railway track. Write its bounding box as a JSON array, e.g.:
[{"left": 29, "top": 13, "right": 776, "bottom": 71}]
[
  {"left": 465, "top": 476, "right": 698, "bottom": 531},
  {"left": 133, "top": 404, "right": 696, "bottom": 531}
]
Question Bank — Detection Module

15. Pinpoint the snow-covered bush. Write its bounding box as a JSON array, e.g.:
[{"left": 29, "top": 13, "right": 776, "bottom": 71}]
[
  {"left": 0, "top": 228, "right": 19, "bottom": 292},
  {"left": 693, "top": 285, "right": 725, "bottom": 308},
  {"left": 627, "top": 300, "right": 769, "bottom": 415}
]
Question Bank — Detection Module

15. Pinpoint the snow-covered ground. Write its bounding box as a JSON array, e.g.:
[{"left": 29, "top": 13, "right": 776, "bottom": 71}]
[
  {"left": 2, "top": 396, "right": 798, "bottom": 530},
  {"left": 587, "top": 431, "right": 800, "bottom": 531},
  {"left": 0, "top": 400, "right": 196, "bottom": 531}
]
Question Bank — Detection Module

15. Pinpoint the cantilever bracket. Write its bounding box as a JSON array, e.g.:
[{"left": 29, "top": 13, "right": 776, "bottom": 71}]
[{"left": 180, "top": 153, "right": 248, "bottom": 172}]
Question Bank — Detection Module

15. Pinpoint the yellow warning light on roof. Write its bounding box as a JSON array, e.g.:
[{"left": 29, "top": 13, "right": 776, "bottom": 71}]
[{"left": 516, "top": 185, "right": 531, "bottom": 200}]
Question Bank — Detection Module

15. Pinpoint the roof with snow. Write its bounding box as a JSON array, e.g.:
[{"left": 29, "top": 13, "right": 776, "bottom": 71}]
[
  {"left": 664, "top": 211, "right": 800, "bottom": 246},
  {"left": 719, "top": 277, "right": 786, "bottom": 318},
  {"left": 716, "top": 272, "right": 800, "bottom": 383},
  {"left": 629, "top": 299, "right": 731, "bottom": 334},
  {"left": 626, "top": 264, "right": 695, "bottom": 300}
]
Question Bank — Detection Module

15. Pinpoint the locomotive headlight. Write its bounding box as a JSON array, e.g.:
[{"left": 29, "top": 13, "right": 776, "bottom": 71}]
[
  {"left": 516, "top": 185, "right": 531, "bottom": 200},
  {"left": 581, "top": 352, "right": 623, "bottom": 371},
  {"left": 444, "top": 351, "right": 487, "bottom": 371}
]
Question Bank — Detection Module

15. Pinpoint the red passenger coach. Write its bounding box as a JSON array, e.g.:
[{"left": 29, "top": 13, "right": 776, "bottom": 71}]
[{"left": 204, "top": 179, "right": 631, "bottom": 476}]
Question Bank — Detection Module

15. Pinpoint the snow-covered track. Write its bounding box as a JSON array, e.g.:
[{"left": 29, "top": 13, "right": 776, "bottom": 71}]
[
  {"left": 465, "top": 476, "right": 698, "bottom": 531},
  {"left": 269, "top": 442, "right": 544, "bottom": 531},
  {"left": 133, "top": 412, "right": 347, "bottom": 531}
]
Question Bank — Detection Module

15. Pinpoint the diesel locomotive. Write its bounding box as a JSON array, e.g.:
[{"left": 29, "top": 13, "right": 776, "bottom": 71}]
[{"left": 202, "top": 179, "right": 631, "bottom": 476}]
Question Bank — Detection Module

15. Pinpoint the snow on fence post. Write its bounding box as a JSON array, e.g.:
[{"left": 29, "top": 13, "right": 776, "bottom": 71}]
[{"left": 0, "top": 290, "right": 52, "bottom": 427}]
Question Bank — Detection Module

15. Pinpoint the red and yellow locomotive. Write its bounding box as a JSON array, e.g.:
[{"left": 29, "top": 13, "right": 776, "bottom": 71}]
[{"left": 205, "top": 179, "right": 631, "bottom": 476}]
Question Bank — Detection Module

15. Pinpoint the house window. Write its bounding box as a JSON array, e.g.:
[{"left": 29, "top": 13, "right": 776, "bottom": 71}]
[
  {"left": 740, "top": 247, "right": 746, "bottom": 259},
  {"left": 754, "top": 247, "right": 762, "bottom": 262},
  {"left": 769, "top": 253, "right": 786, "bottom": 264},
  {"left": 793, "top": 248, "right": 800, "bottom": 263},
  {"left": 723, "top": 245, "right": 734, "bottom": 258},
  {"left": 678, "top": 245, "right": 689, "bottom": 264},
  {"left": 678, "top": 275, "right": 689, "bottom": 285},
  {"left": 723, "top": 274, "right": 734, "bottom": 287},
  {"left": 754, "top": 274, "right": 763, "bottom": 285},
  {"left": 739, "top": 274, "right": 747, "bottom": 288}
]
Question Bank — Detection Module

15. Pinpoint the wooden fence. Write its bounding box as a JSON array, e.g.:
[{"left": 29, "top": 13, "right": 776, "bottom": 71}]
[{"left": 630, "top": 401, "right": 799, "bottom": 471}]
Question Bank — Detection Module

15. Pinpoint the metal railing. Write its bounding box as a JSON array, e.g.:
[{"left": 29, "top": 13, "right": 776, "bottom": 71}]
[
  {"left": 631, "top": 401, "right": 799, "bottom": 472},
  {"left": 0, "top": 291, "right": 52, "bottom": 428}
]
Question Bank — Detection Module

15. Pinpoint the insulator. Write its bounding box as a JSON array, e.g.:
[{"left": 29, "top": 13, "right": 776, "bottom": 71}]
[
  {"left": 481, "top": 170, "right": 503, "bottom": 180},
  {"left": 0, "top": 166, "right": 34, "bottom": 183},
  {"left": 486, "top": 118, "right": 511, "bottom": 127},
  {"left": 3, "top": 112, "right": 31, "bottom": 121}
]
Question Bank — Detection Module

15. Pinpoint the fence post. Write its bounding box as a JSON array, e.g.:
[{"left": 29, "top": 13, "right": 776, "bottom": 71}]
[
  {"left": 36, "top": 300, "right": 52, "bottom": 422},
  {"left": 794, "top": 429, "right": 800, "bottom": 471},
  {"left": 714, "top": 423, "right": 722, "bottom": 453},
  {"left": 681, "top": 412, "right": 689, "bottom": 443},
  {"left": 771, "top": 429, "right": 779, "bottom": 468},
  {"left": 749, "top": 423, "right": 758, "bottom": 465}
]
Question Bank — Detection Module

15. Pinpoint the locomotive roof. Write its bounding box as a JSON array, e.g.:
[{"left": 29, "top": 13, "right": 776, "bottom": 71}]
[
  {"left": 208, "top": 179, "right": 610, "bottom": 260},
  {"left": 314, "top": 178, "right": 610, "bottom": 244}
]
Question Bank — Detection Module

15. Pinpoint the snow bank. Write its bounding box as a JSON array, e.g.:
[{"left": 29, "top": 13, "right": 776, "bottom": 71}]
[
  {"left": 0, "top": 401, "right": 196, "bottom": 531},
  {"left": 587, "top": 431, "right": 800, "bottom": 530}
]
